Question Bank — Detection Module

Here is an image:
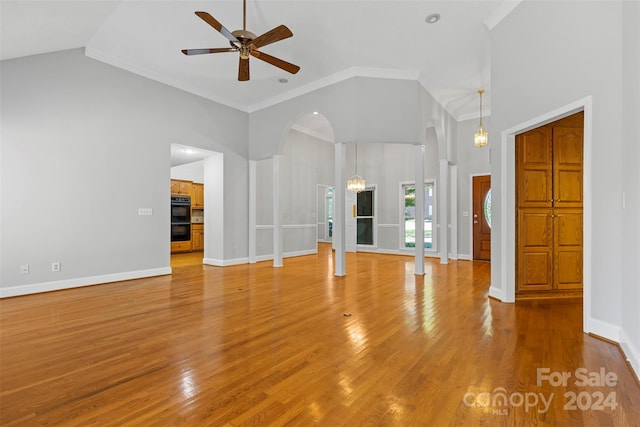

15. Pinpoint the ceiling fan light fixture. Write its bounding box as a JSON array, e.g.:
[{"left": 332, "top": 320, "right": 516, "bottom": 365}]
[{"left": 182, "top": 1, "right": 299, "bottom": 81}]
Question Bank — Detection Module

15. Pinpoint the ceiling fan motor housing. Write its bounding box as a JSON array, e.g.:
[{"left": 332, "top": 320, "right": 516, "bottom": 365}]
[{"left": 231, "top": 30, "right": 256, "bottom": 59}]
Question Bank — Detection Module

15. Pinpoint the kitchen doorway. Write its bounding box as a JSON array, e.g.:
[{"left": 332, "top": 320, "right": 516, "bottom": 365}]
[{"left": 169, "top": 143, "right": 219, "bottom": 268}]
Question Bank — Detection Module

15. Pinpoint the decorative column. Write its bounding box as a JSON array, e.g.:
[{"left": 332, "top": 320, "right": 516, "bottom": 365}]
[
  {"left": 334, "top": 143, "right": 346, "bottom": 276},
  {"left": 415, "top": 145, "right": 426, "bottom": 275},
  {"left": 273, "top": 155, "right": 283, "bottom": 267},
  {"left": 439, "top": 158, "right": 449, "bottom": 264},
  {"left": 449, "top": 165, "right": 458, "bottom": 260},
  {"left": 249, "top": 160, "right": 256, "bottom": 264}
]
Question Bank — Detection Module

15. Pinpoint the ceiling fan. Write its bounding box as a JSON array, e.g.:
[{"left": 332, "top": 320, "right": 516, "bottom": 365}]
[{"left": 181, "top": 0, "right": 300, "bottom": 81}]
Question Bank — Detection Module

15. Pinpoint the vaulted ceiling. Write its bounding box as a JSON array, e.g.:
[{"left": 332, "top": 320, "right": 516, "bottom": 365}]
[{"left": 1, "top": 1, "right": 516, "bottom": 120}]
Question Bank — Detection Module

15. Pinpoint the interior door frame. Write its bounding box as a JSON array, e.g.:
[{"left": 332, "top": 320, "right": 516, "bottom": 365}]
[
  {"left": 471, "top": 174, "right": 491, "bottom": 260},
  {"left": 316, "top": 184, "right": 334, "bottom": 243},
  {"left": 496, "top": 96, "right": 592, "bottom": 334}
]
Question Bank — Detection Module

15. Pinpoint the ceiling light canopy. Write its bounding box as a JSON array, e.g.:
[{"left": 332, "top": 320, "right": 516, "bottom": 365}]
[{"left": 425, "top": 13, "right": 441, "bottom": 24}]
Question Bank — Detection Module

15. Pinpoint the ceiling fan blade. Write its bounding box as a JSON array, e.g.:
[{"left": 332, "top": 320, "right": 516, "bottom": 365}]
[
  {"left": 250, "top": 50, "right": 300, "bottom": 75},
  {"left": 238, "top": 57, "right": 250, "bottom": 81},
  {"left": 194, "top": 11, "right": 239, "bottom": 44},
  {"left": 249, "top": 25, "right": 293, "bottom": 49},
  {"left": 181, "top": 48, "right": 237, "bottom": 55}
]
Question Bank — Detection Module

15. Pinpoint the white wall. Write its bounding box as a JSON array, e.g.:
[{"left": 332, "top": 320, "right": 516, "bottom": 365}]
[
  {"left": 0, "top": 48, "right": 249, "bottom": 295},
  {"left": 171, "top": 160, "right": 204, "bottom": 183},
  {"left": 281, "top": 130, "right": 334, "bottom": 256},
  {"left": 620, "top": 0, "right": 640, "bottom": 374},
  {"left": 203, "top": 153, "right": 224, "bottom": 264},
  {"left": 223, "top": 151, "right": 249, "bottom": 262},
  {"left": 490, "top": 2, "right": 636, "bottom": 357},
  {"left": 249, "top": 77, "right": 421, "bottom": 160},
  {"left": 255, "top": 158, "right": 274, "bottom": 259},
  {"left": 253, "top": 129, "right": 334, "bottom": 261}
]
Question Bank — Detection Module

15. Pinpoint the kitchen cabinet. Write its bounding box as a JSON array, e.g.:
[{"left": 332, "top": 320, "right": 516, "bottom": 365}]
[
  {"left": 191, "top": 224, "right": 204, "bottom": 251},
  {"left": 192, "top": 183, "right": 204, "bottom": 208},
  {"left": 171, "top": 241, "right": 191, "bottom": 253},
  {"left": 171, "top": 179, "right": 192, "bottom": 196}
]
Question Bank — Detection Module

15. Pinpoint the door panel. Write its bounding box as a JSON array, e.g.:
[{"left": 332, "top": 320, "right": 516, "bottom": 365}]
[
  {"left": 473, "top": 175, "right": 491, "bottom": 260},
  {"left": 554, "top": 210, "right": 583, "bottom": 289},
  {"left": 554, "top": 127, "right": 584, "bottom": 208},
  {"left": 555, "top": 250, "right": 583, "bottom": 289},
  {"left": 517, "top": 209, "right": 553, "bottom": 291},
  {"left": 521, "top": 211, "right": 552, "bottom": 247},
  {"left": 522, "top": 253, "right": 552, "bottom": 290},
  {"left": 522, "top": 170, "right": 552, "bottom": 204},
  {"left": 555, "top": 211, "right": 582, "bottom": 246},
  {"left": 517, "top": 127, "right": 553, "bottom": 208}
]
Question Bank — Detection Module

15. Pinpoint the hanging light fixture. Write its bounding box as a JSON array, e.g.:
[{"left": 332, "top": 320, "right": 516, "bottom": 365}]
[
  {"left": 474, "top": 89, "right": 488, "bottom": 147},
  {"left": 347, "top": 144, "right": 366, "bottom": 193}
]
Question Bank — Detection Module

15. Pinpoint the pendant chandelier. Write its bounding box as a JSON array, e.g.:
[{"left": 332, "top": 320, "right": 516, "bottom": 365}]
[
  {"left": 474, "top": 89, "right": 488, "bottom": 147},
  {"left": 347, "top": 144, "right": 365, "bottom": 193}
]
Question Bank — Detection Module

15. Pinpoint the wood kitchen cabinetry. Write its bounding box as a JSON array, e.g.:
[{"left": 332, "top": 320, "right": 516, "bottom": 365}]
[
  {"left": 170, "top": 179, "right": 204, "bottom": 253},
  {"left": 171, "top": 241, "right": 192, "bottom": 253},
  {"left": 192, "top": 183, "right": 204, "bottom": 208},
  {"left": 191, "top": 224, "right": 204, "bottom": 251},
  {"left": 171, "top": 179, "right": 192, "bottom": 196}
]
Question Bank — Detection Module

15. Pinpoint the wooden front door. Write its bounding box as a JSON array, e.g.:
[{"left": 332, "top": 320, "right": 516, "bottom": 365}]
[
  {"left": 516, "top": 112, "right": 584, "bottom": 294},
  {"left": 473, "top": 175, "right": 491, "bottom": 261}
]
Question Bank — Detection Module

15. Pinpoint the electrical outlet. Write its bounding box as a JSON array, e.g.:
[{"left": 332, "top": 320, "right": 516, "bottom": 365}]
[
  {"left": 20, "top": 264, "right": 29, "bottom": 275},
  {"left": 51, "top": 262, "right": 61, "bottom": 272},
  {"left": 138, "top": 208, "right": 153, "bottom": 216}
]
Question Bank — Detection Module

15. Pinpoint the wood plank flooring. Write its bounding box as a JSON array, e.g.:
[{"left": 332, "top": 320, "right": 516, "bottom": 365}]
[{"left": 1, "top": 243, "right": 639, "bottom": 426}]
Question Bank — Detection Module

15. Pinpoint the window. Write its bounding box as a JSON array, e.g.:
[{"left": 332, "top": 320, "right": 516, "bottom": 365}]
[
  {"left": 483, "top": 188, "right": 492, "bottom": 229},
  {"left": 327, "top": 187, "right": 334, "bottom": 238},
  {"left": 357, "top": 188, "right": 374, "bottom": 245},
  {"left": 402, "top": 182, "right": 435, "bottom": 249}
]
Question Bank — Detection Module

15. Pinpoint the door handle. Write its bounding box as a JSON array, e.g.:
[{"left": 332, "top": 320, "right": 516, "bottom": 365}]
[{"left": 473, "top": 220, "right": 479, "bottom": 224}]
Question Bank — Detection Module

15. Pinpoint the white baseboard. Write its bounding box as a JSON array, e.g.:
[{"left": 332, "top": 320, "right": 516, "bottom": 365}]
[
  {"left": 0, "top": 267, "right": 172, "bottom": 298},
  {"left": 489, "top": 285, "right": 507, "bottom": 302},
  {"left": 203, "top": 257, "right": 249, "bottom": 267},
  {"left": 249, "top": 249, "right": 318, "bottom": 264},
  {"left": 365, "top": 248, "right": 402, "bottom": 256},
  {"left": 588, "top": 319, "right": 639, "bottom": 381},
  {"left": 457, "top": 254, "right": 473, "bottom": 261},
  {"left": 357, "top": 247, "right": 443, "bottom": 259},
  {"left": 619, "top": 328, "right": 640, "bottom": 380},
  {"left": 586, "top": 317, "right": 621, "bottom": 342}
]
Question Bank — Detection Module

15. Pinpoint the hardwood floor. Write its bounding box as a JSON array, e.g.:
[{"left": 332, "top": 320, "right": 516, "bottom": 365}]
[
  {"left": 1, "top": 243, "right": 639, "bottom": 426},
  {"left": 171, "top": 251, "right": 204, "bottom": 268}
]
